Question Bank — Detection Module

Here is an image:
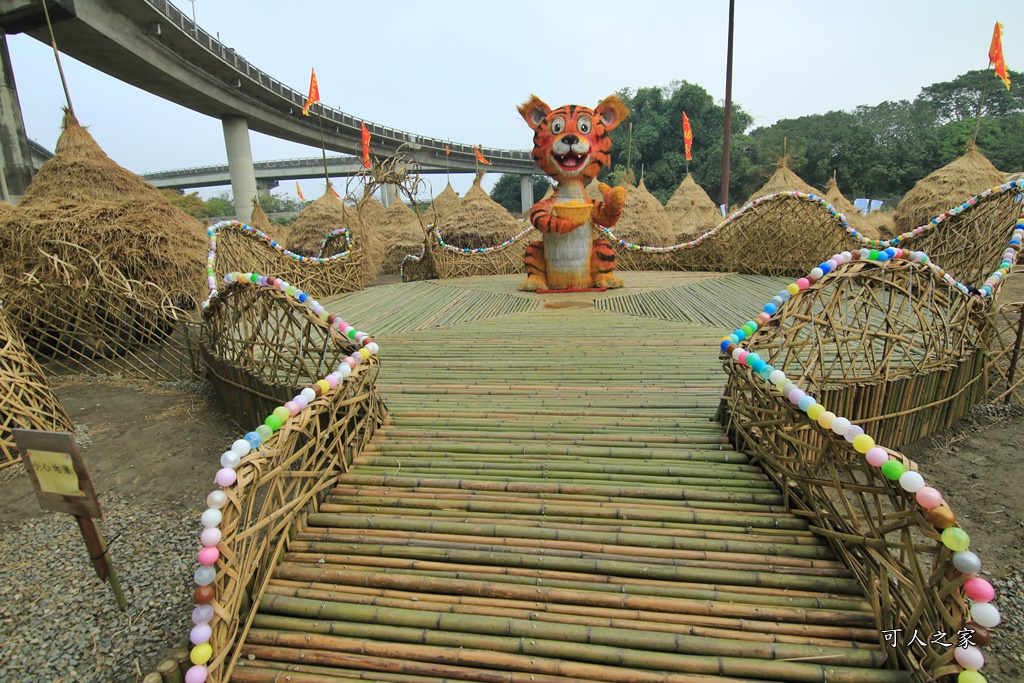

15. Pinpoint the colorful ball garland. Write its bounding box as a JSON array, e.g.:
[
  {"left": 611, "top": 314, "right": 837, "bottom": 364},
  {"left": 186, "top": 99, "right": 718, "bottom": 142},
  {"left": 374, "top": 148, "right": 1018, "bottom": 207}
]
[
  {"left": 184, "top": 271, "right": 378, "bottom": 683},
  {"left": 204, "top": 221, "right": 355, "bottom": 309},
  {"left": 720, "top": 210, "right": 1024, "bottom": 682},
  {"left": 433, "top": 223, "right": 536, "bottom": 255}
]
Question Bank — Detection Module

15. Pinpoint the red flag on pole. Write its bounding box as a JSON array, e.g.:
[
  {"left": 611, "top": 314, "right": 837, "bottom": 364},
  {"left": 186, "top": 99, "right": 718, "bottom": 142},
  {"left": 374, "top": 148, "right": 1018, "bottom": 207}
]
[
  {"left": 302, "top": 68, "right": 320, "bottom": 116},
  {"left": 474, "top": 146, "right": 492, "bottom": 165},
  {"left": 445, "top": 144, "right": 451, "bottom": 156},
  {"left": 295, "top": 181, "right": 305, "bottom": 201},
  {"left": 681, "top": 111, "right": 693, "bottom": 161},
  {"left": 361, "top": 123, "right": 372, "bottom": 168},
  {"left": 989, "top": 22, "right": 1011, "bottom": 90}
]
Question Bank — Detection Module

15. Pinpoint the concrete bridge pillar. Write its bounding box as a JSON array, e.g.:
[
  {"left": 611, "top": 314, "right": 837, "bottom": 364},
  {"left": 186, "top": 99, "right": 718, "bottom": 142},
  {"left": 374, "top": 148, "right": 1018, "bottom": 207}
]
[
  {"left": 221, "top": 115, "right": 258, "bottom": 223},
  {"left": 256, "top": 178, "right": 278, "bottom": 198},
  {"left": 0, "top": 31, "right": 35, "bottom": 203},
  {"left": 520, "top": 174, "right": 534, "bottom": 214},
  {"left": 383, "top": 183, "right": 397, "bottom": 208}
]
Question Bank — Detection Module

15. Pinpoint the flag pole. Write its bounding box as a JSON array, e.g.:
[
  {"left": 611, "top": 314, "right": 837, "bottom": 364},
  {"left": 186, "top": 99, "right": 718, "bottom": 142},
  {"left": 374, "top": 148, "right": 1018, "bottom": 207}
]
[
  {"left": 41, "top": 0, "right": 75, "bottom": 117},
  {"left": 626, "top": 122, "right": 633, "bottom": 176},
  {"left": 970, "top": 67, "right": 993, "bottom": 148},
  {"left": 720, "top": 0, "right": 735, "bottom": 209},
  {"left": 315, "top": 111, "right": 330, "bottom": 190}
]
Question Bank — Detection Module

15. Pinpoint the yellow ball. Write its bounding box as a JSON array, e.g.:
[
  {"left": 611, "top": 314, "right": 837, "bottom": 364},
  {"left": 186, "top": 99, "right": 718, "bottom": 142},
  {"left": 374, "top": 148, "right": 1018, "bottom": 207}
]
[
  {"left": 806, "top": 404, "right": 826, "bottom": 420},
  {"left": 958, "top": 671, "right": 987, "bottom": 683},
  {"left": 190, "top": 643, "right": 213, "bottom": 666},
  {"left": 358, "top": 347, "right": 372, "bottom": 359},
  {"left": 817, "top": 411, "right": 836, "bottom": 429},
  {"left": 787, "top": 283, "right": 800, "bottom": 296},
  {"left": 316, "top": 379, "right": 331, "bottom": 394},
  {"left": 852, "top": 434, "right": 875, "bottom": 454}
]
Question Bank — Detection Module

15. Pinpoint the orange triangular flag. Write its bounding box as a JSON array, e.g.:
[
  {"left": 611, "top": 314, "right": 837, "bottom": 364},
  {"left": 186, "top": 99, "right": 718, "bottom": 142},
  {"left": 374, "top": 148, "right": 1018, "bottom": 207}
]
[
  {"left": 474, "top": 146, "right": 492, "bottom": 166},
  {"left": 445, "top": 144, "right": 451, "bottom": 156},
  {"left": 681, "top": 111, "right": 693, "bottom": 161},
  {"left": 361, "top": 123, "right": 372, "bottom": 169},
  {"left": 295, "top": 181, "right": 305, "bottom": 201},
  {"left": 302, "top": 68, "right": 320, "bottom": 116},
  {"left": 989, "top": 22, "right": 1011, "bottom": 90}
]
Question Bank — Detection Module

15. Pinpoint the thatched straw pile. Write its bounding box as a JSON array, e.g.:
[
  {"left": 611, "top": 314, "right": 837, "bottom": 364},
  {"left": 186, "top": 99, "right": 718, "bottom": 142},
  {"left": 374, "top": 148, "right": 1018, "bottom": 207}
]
[
  {"left": 356, "top": 195, "right": 388, "bottom": 230},
  {"left": 867, "top": 210, "right": 896, "bottom": 240},
  {"left": 381, "top": 197, "right": 416, "bottom": 240},
  {"left": 746, "top": 157, "right": 822, "bottom": 204},
  {"left": 428, "top": 183, "right": 461, "bottom": 224},
  {"left": 248, "top": 196, "right": 288, "bottom": 243},
  {"left": 665, "top": 174, "right": 721, "bottom": 242},
  {"left": 287, "top": 187, "right": 361, "bottom": 256},
  {"left": 436, "top": 172, "right": 523, "bottom": 249},
  {"left": 892, "top": 143, "right": 1006, "bottom": 235},
  {"left": 824, "top": 177, "right": 878, "bottom": 240},
  {"left": 0, "top": 111, "right": 206, "bottom": 303},
  {"left": 382, "top": 219, "right": 427, "bottom": 275}
]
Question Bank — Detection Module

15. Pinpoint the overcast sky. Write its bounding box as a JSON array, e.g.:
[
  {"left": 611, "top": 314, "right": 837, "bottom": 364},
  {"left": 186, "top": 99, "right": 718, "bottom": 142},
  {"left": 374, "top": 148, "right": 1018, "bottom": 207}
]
[{"left": 6, "top": 0, "right": 1016, "bottom": 202}]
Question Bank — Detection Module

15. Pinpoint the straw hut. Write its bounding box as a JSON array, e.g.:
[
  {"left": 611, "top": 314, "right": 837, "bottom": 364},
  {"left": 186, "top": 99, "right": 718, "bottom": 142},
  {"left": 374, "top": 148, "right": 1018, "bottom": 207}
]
[
  {"left": 382, "top": 221, "right": 427, "bottom": 276},
  {"left": 287, "top": 188, "right": 363, "bottom": 256},
  {"left": 247, "top": 196, "right": 288, "bottom": 244},
  {"left": 665, "top": 174, "right": 721, "bottom": 242},
  {"left": 381, "top": 196, "right": 416, "bottom": 240},
  {"left": 0, "top": 110, "right": 206, "bottom": 304},
  {"left": 867, "top": 210, "right": 897, "bottom": 240},
  {"left": 436, "top": 172, "right": 523, "bottom": 249},
  {"left": 427, "top": 183, "right": 461, "bottom": 224},
  {"left": 746, "top": 157, "right": 823, "bottom": 204},
  {"left": 356, "top": 195, "right": 388, "bottom": 230},
  {"left": 892, "top": 143, "right": 1006, "bottom": 236},
  {"left": 824, "top": 177, "right": 879, "bottom": 240}
]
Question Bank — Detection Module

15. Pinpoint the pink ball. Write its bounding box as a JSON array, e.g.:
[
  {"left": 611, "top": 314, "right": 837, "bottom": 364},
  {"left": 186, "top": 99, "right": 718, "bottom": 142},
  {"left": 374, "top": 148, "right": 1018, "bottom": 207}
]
[
  {"left": 185, "top": 666, "right": 208, "bottom": 683},
  {"left": 915, "top": 486, "right": 943, "bottom": 509},
  {"left": 215, "top": 468, "right": 237, "bottom": 487},
  {"left": 797, "top": 278, "right": 810, "bottom": 290},
  {"left": 788, "top": 389, "right": 806, "bottom": 404},
  {"left": 325, "top": 374, "right": 339, "bottom": 389},
  {"left": 865, "top": 447, "right": 889, "bottom": 467},
  {"left": 200, "top": 528, "right": 221, "bottom": 547},
  {"left": 964, "top": 577, "right": 995, "bottom": 602},
  {"left": 736, "top": 350, "right": 748, "bottom": 363},
  {"left": 953, "top": 645, "right": 984, "bottom": 670},
  {"left": 198, "top": 546, "right": 220, "bottom": 566},
  {"left": 757, "top": 312, "right": 771, "bottom": 325},
  {"left": 190, "top": 623, "right": 212, "bottom": 645},
  {"left": 284, "top": 401, "right": 301, "bottom": 416}
]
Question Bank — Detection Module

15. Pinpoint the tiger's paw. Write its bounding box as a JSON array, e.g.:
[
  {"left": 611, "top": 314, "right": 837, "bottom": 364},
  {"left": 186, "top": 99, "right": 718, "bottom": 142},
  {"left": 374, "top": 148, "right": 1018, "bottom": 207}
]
[
  {"left": 600, "top": 184, "right": 627, "bottom": 215},
  {"left": 518, "top": 276, "right": 548, "bottom": 292},
  {"left": 595, "top": 275, "right": 624, "bottom": 289}
]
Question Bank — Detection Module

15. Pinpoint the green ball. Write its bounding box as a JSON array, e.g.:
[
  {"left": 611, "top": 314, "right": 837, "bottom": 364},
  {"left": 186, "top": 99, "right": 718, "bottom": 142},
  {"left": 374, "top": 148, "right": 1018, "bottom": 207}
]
[
  {"left": 958, "top": 670, "right": 986, "bottom": 683},
  {"left": 264, "top": 413, "right": 283, "bottom": 431},
  {"left": 942, "top": 527, "right": 971, "bottom": 552},
  {"left": 255, "top": 424, "right": 274, "bottom": 441},
  {"left": 272, "top": 406, "right": 291, "bottom": 421},
  {"left": 869, "top": 249, "right": 879, "bottom": 260},
  {"left": 880, "top": 459, "right": 905, "bottom": 480}
]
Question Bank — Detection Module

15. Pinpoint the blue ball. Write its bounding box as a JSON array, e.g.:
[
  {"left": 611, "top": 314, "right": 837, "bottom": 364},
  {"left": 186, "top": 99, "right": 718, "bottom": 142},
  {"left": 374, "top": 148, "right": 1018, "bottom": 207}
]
[{"left": 764, "top": 302, "right": 777, "bottom": 314}]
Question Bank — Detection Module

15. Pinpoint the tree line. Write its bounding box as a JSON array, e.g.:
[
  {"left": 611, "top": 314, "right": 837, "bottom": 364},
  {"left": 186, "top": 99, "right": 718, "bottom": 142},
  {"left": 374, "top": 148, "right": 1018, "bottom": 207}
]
[{"left": 490, "top": 69, "right": 1024, "bottom": 213}]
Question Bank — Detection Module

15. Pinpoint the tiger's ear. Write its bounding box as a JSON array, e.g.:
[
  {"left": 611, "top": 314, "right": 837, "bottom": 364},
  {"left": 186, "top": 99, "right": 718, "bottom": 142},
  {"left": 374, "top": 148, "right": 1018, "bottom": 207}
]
[
  {"left": 595, "top": 95, "right": 629, "bottom": 132},
  {"left": 518, "top": 95, "right": 550, "bottom": 131}
]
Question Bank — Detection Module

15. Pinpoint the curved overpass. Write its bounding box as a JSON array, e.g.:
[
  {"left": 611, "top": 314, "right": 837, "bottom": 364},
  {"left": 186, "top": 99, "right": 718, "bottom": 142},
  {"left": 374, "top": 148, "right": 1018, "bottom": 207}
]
[{"left": 0, "top": 0, "right": 538, "bottom": 209}]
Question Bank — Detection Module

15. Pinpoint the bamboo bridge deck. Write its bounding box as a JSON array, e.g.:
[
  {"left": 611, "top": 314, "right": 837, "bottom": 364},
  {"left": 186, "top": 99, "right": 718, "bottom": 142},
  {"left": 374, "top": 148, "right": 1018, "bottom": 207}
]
[{"left": 230, "top": 273, "right": 911, "bottom": 683}]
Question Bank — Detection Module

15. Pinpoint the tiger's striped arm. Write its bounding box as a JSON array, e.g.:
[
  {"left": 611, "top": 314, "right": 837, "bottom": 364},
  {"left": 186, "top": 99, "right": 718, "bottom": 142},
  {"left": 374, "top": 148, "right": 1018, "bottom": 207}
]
[
  {"left": 529, "top": 197, "right": 577, "bottom": 234},
  {"left": 590, "top": 183, "right": 627, "bottom": 227}
]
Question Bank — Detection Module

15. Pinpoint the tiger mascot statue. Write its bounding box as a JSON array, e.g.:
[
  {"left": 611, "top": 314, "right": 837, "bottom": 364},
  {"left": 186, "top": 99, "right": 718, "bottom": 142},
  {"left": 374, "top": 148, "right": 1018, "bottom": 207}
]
[{"left": 517, "top": 94, "right": 629, "bottom": 291}]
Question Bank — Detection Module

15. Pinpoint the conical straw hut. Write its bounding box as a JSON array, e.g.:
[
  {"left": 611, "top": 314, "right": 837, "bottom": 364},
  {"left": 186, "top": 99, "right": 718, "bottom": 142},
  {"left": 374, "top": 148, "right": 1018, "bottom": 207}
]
[
  {"left": 0, "top": 110, "right": 206, "bottom": 304},
  {"left": 436, "top": 172, "right": 523, "bottom": 249},
  {"left": 892, "top": 143, "right": 1006, "bottom": 236},
  {"left": 824, "top": 176, "right": 878, "bottom": 240},
  {"left": 746, "top": 156, "right": 823, "bottom": 204},
  {"left": 286, "top": 187, "right": 374, "bottom": 281},
  {"left": 248, "top": 196, "right": 288, "bottom": 243},
  {"left": 428, "top": 183, "right": 461, "bottom": 224},
  {"left": 665, "top": 174, "right": 721, "bottom": 241},
  {"left": 382, "top": 220, "right": 427, "bottom": 276},
  {"left": 381, "top": 195, "right": 416, "bottom": 241},
  {"left": 867, "top": 210, "right": 896, "bottom": 240},
  {"left": 356, "top": 194, "right": 388, "bottom": 230}
]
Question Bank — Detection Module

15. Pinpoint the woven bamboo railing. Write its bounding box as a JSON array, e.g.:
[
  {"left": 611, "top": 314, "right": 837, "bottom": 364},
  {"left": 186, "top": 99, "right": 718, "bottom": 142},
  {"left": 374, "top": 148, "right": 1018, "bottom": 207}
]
[
  {"left": 718, "top": 258, "right": 996, "bottom": 681},
  {"left": 0, "top": 304, "right": 75, "bottom": 468},
  {"left": 422, "top": 224, "right": 537, "bottom": 280},
  {"left": 0, "top": 247, "right": 200, "bottom": 382},
  {"left": 192, "top": 278, "right": 386, "bottom": 683},
  {"left": 207, "top": 221, "right": 365, "bottom": 302}
]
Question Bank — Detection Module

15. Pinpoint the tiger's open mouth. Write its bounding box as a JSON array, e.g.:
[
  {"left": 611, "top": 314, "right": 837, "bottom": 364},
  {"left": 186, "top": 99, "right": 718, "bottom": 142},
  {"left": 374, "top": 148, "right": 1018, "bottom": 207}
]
[{"left": 553, "top": 152, "right": 589, "bottom": 171}]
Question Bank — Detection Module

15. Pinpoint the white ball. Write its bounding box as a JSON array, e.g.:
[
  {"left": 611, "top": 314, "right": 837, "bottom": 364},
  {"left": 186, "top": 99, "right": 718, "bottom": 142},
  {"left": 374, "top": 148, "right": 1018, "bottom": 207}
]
[
  {"left": 220, "top": 450, "right": 241, "bottom": 469},
  {"left": 365, "top": 342, "right": 379, "bottom": 355},
  {"left": 830, "top": 417, "right": 851, "bottom": 435},
  {"left": 230, "top": 439, "right": 251, "bottom": 457},
  {"left": 300, "top": 387, "right": 317, "bottom": 402},
  {"left": 336, "top": 364, "right": 352, "bottom": 378},
  {"left": 206, "top": 490, "right": 228, "bottom": 509},
  {"left": 970, "top": 602, "right": 1001, "bottom": 628},
  {"left": 898, "top": 471, "right": 926, "bottom": 493},
  {"left": 200, "top": 508, "right": 223, "bottom": 528},
  {"left": 769, "top": 370, "right": 787, "bottom": 384}
]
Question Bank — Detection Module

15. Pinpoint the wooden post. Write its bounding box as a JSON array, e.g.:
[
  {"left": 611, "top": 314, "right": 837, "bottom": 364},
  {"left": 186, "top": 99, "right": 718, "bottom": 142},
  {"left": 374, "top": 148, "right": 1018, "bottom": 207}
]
[{"left": 720, "top": 0, "right": 735, "bottom": 208}]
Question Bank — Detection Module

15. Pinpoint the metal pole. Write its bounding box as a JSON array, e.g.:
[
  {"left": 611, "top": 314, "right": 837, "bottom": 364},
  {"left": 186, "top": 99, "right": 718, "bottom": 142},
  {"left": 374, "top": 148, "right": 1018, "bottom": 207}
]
[{"left": 720, "top": 0, "right": 735, "bottom": 208}]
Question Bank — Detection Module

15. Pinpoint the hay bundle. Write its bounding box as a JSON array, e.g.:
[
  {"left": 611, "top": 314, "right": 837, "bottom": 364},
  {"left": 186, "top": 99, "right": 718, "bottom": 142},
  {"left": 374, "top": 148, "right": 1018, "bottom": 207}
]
[
  {"left": 248, "top": 196, "right": 288, "bottom": 243},
  {"left": 287, "top": 188, "right": 360, "bottom": 255},
  {"left": 0, "top": 111, "right": 205, "bottom": 304},
  {"left": 436, "top": 172, "right": 522, "bottom": 249},
  {"left": 382, "top": 221, "right": 427, "bottom": 276},
  {"left": 665, "top": 174, "right": 721, "bottom": 241},
  {"left": 381, "top": 197, "right": 416, "bottom": 240},
  {"left": 356, "top": 195, "right": 388, "bottom": 230},
  {"left": 746, "top": 157, "right": 822, "bottom": 204},
  {"left": 824, "top": 177, "right": 878, "bottom": 240},
  {"left": 892, "top": 143, "right": 1005, "bottom": 235},
  {"left": 428, "top": 183, "right": 461, "bottom": 224},
  {"left": 867, "top": 210, "right": 896, "bottom": 240}
]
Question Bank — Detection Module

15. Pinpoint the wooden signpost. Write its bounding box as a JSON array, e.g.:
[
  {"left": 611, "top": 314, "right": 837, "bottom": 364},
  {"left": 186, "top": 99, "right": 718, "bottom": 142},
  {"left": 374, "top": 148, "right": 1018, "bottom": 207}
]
[{"left": 12, "top": 428, "right": 127, "bottom": 611}]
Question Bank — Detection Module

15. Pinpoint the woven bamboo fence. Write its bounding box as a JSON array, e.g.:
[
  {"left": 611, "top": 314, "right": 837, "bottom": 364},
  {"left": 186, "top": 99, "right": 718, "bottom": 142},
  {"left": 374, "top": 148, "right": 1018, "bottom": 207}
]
[
  {"left": 423, "top": 224, "right": 537, "bottom": 280},
  {"left": 0, "top": 246, "right": 200, "bottom": 381},
  {"left": 719, "top": 259, "right": 986, "bottom": 681},
  {"left": 196, "top": 280, "right": 386, "bottom": 683},
  {"left": 0, "top": 304, "right": 75, "bottom": 468},
  {"left": 887, "top": 185, "right": 1022, "bottom": 288},
  {"left": 983, "top": 298, "right": 1024, "bottom": 403},
  {"left": 208, "top": 221, "right": 365, "bottom": 302}
]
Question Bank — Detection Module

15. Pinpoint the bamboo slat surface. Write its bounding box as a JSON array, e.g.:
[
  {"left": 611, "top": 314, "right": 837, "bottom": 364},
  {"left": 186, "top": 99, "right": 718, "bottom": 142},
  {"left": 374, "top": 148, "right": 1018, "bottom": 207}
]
[{"left": 232, "top": 279, "right": 908, "bottom": 683}]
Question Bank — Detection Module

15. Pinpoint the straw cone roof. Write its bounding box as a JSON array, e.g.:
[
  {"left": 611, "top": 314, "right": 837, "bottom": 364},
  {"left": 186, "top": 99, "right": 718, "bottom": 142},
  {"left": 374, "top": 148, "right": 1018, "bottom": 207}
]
[
  {"left": 824, "top": 177, "right": 878, "bottom": 240},
  {"left": 0, "top": 111, "right": 206, "bottom": 302},
  {"left": 248, "top": 196, "right": 288, "bottom": 243},
  {"left": 436, "top": 173, "right": 522, "bottom": 249},
  {"left": 893, "top": 143, "right": 1006, "bottom": 235},
  {"left": 428, "top": 183, "right": 461, "bottom": 223},
  {"left": 610, "top": 178, "right": 675, "bottom": 247},
  {"left": 665, "top": 174, "right": 721, "bottom": 241},
  {"left": 286, "top": 188, "right": 370, "bottom": 279},
  {"left": 867, "top": 210, "right": 896, "bottom": 240},
  {"left": 382, "top": 221, "right": 427, "bottom": 275},
  {"left": 356, "top": 195, "right": 388, "bottom": 228},
  {"left": 746, "top": 157, "right": 822, "bottom": 204}
]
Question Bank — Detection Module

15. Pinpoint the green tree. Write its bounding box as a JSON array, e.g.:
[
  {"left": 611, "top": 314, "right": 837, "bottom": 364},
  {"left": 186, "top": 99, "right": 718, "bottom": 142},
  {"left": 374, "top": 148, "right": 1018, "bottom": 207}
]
[
  {"left": 917, "top": 69, "right": 1024, "bottom": 124},
  {"left": 160, "top": 189, "right": 207, "bottom": 217},
  {"left": 489, "top": 174, "right": 552, "bottom": 214},
  {"left": 205, "top": 191, "right": 235, "bottom": 218}
]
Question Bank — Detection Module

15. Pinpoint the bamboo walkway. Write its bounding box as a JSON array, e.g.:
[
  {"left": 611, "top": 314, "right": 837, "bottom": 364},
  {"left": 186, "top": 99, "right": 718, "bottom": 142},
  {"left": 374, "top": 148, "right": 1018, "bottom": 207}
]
[{"left": 231, "top": 274, "right": 911, "bottom": 683}]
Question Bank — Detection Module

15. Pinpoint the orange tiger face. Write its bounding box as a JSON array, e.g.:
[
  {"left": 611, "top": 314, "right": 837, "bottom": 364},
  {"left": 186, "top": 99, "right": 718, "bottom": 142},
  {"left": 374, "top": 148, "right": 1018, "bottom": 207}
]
[{"left": 518, "top": 94, "right": 629, "bottom": 183}]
